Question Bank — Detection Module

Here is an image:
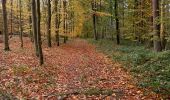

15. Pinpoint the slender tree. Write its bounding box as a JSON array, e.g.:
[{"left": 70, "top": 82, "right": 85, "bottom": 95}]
[
  {"left": 17, "top": 0, "right": 20, "bottom": 33},
  {"left": 133, "top": 0, "right": 138, "bottom": 42},
  {"left": 47, "top": 0, "right": 52, "bottom": 47},
  {"left": 109, "top": 0, "right": 114, "bottom": 40},
  {"left": 28, "top": 0, "right": 33, "bottom": 42},
  {"left": 10, "top": 0, "right": 13, "bottom": 37},
  {"left": 92, "top": 0, "right": 98, "bottom": 40},
  {"left": 2, "top": 0, "right": 10, "bottom": 51},
  {"left": 19, "top": 0, "right": 23, "bottom": 48},
  {"left": 109, "top": 0, "right": 113, "bottom": 26},
  {"left": 37, "top": 0, "right": 44, "bottom": 65},
  {"left": 160, "top": 0, "right": 166, "bottom": 49},
  {"left": 115, "top": 0, "right": 120, "bottom": 45},
  {"left": 63, "top": 0, "right": 67, "bottom": 43},
  {"left": 31, "top": 0, "right": 39, "bottom": 56},
  {"left": 54, "top": 0, "right": 60, "bottom": 46},
  {"left": 152, "top": 0, "right": 162, "bottom": 51}
]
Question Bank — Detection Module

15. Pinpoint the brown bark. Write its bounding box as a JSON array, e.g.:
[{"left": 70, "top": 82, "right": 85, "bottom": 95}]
[
  {"left": 152, "top": 0, "right": 162, "bottom": 52},
  {"left": 54, "top": 0, "right": 60, "bottom": 46},
  {"left": 115, "top": 0, "right": 120, "bottom": 45},
  {"left": 92, "top": 0, "right": 98, "bottom": 40},
  {"left": 47, "top": 0, "right": 52, "bottom": 47},
  {"left": 19, "top": 0, "right": 23, "bottom": 48},
  {"left": 160, "top": 0, "right": 166, "bottom": 50},
  {"left": 2, "top": 0, "right": 10, "bottom": 51},
  {"left": 31, "top": 0, "right": 39, "bottom": 56},
  {"left": 36, "top": 0, "right": 44, "bottom": 65}
]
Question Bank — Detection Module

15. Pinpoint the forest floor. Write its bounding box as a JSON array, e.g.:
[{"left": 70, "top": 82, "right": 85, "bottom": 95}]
[{"left": 0, "top": 37, "right": 161, "bottom": 100}]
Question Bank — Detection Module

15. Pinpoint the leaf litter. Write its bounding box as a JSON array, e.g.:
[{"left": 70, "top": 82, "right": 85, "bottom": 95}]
[{"left": 0, "top": 37, "right": 162, "bottom": 100}]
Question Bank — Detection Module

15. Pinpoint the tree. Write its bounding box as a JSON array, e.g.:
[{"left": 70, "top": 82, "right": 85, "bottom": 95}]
[
  {"left": 36, "top": 0, "right": 44, "bottom": 65},
  {"left": 92, "top": 0, "right": 98, "bottom": 40},
  {"left": 31, "top": 0, "right": 39, "bottom": 56},
  {"left": 160, "top": 0, "right": 166, "bottom": 50},
  {"left": 152, "top": 0, "right": 162, "bottom": 52},
  {"left": 63, "top": 0, "right": 67, "bottom": 43},
  {"left": 2, "top": 0, "right": 10, "bottom": 51},
  {"left": 133, "top": 0, "right": 139, "bottom": 44},
  {"left": 10, "top": 0, "right": 13, "bottom": 36},
  {"left": 28, "top": 0, "right": 33, "bottom": 42},
  {"left": 54, "top": 0, "right": 60, "bottom": 46},
  {"left": 47, "top": 0, "right": 52, "bottom": 47},
  {"left": 19, "top": 0, "right": 23, "bottom": 48},
  {"left": 115, "top": 0, "right": 120, "bottom": 45}
]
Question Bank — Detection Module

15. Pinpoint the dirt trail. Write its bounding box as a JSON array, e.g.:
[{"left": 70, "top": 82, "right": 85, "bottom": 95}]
[{"left": 0, "top": 38, "right": 160, "bottom": 99}]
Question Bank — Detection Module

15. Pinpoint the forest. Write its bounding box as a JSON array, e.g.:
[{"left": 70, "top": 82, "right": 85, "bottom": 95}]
[{"left": 0, "top": 0, "right": 170, "bottom": 99}]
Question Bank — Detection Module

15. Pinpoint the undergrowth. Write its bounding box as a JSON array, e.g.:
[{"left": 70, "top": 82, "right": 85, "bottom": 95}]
[{"left": 88, "top": 39, "right": 170, "bottom": 98}]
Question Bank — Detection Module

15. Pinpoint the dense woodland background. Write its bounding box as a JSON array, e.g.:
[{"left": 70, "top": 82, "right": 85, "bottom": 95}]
[
  {"left": 1, "top": 0, "right": 170, "bottom": 50},
  {"left": 0, "top": 0, "right": 170, "bottom": 99}
]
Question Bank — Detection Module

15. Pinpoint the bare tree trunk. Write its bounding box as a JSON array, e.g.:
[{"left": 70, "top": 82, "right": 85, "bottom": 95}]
[
  {"left": 19, "top": 0, "right": 23, "bottom": 48},
  {"left": 109, "top": 0, "right": 113, "bottom": 26},
  {"left": 17, "top": 0, "right": 20, "bottom": 33},
  {"left": 133, "top": 0, "right": 139, "bottom": 43},
  {"left": 152, "top": 0, "right": 162, "bottom": 52},
  {"left": 115, "top": 0, "right": 120, "bottom": 45},
  {"left": 47, "top": 0, "right": 52, "bottom": 47},
  {"left": 37, "top": 0, "right": 44, "bottom": 65},
  {"left": 2, "top": 0, "right": 10, "bottom": 51},
  {"left": 31, "top": 0, "right": 39, "bottom": 56},
  {"left": 71, "top": 12, "right": 75, "bottom": 34},
  {"left": 10, "top": 0, "right": 13, "bottom": 37},
  {"left": 54, "top": 0, "right": 60, "bottom": 46},
  {"left": 160, "top": 0, "right": 166, "bottom": 50},
  {"left": 63, "top": 0, "right": 67, "bottom": 43},
  {"left": 92, "top": 0, "right": 98, "bottom": 40},
  {"left": 28, "top": 0, "right": 33, "bottom": 42}
]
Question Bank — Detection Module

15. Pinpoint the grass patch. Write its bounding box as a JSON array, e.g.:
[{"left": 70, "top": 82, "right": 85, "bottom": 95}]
[
  {"left": 88, "top": 39, "right": 170, "bottom": 98},
  {"left": 0, "top": 90, "right": 18, "bottom": 100},
  {"left": 44, "top": 88, "right": 115, "bottom": 99},
  {"left": 83, "top": 87, "right": 114, "bottom": 96},
  {"left": 12, "top": 65, "right": 30, "bottom": 76}
]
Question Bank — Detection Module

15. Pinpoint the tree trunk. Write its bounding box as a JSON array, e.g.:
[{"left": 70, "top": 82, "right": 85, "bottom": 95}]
[
  {"left": 152, "top": 0, "right": 162, "bottom": 52},
  {"left": 160, "top": 0, "right": 166, "bottom": 50},
  {"left": 31, "top": 0, "right": 39, "bottom": 56},
  {"left": 63, "top": 0, "right": 67, "bottom": 43},
  {"left": 10, "top": 0, "right": 13, "bottom": 37},
  {"left": 19, "top": 0, "right": 23, "bottom": 48},
  {"left": 92, "top": 0, "right": 98, "bottom": 40},
  {"left": 109, "top": 0, "right": 113, "bottom": 26},
  {"left": 115, "top": 0, "right": 120, "bottom": 45},
  {"left": 2, "top": 0, "right": 10, "bottom": 51},
  {"left": 28, "top": 0, "right": 33, "bottom": 42},
  {"left": 36, "top": 0, "right": 44, "bottom": 65},
  {"left": 133, "top": 0, "right": 138, "bottom": 42},
  {"left": 17, "top": 0, "right": 20, "bottom": 33},
  {"left": 47, "top": 0, "right": 52, "bottom": 47},
  {"left": 54, "top": 0, "right": 60, "bottom": 46}
]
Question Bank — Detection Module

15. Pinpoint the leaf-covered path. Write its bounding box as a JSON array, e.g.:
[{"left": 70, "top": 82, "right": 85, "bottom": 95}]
[{"left": 0, "top": 38, "right": 160, "bottom": 99}]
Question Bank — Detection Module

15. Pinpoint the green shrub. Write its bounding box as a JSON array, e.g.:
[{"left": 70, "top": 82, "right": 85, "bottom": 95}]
[{"left": 88, "top": 39, "right": 170, "bottom": 98}]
